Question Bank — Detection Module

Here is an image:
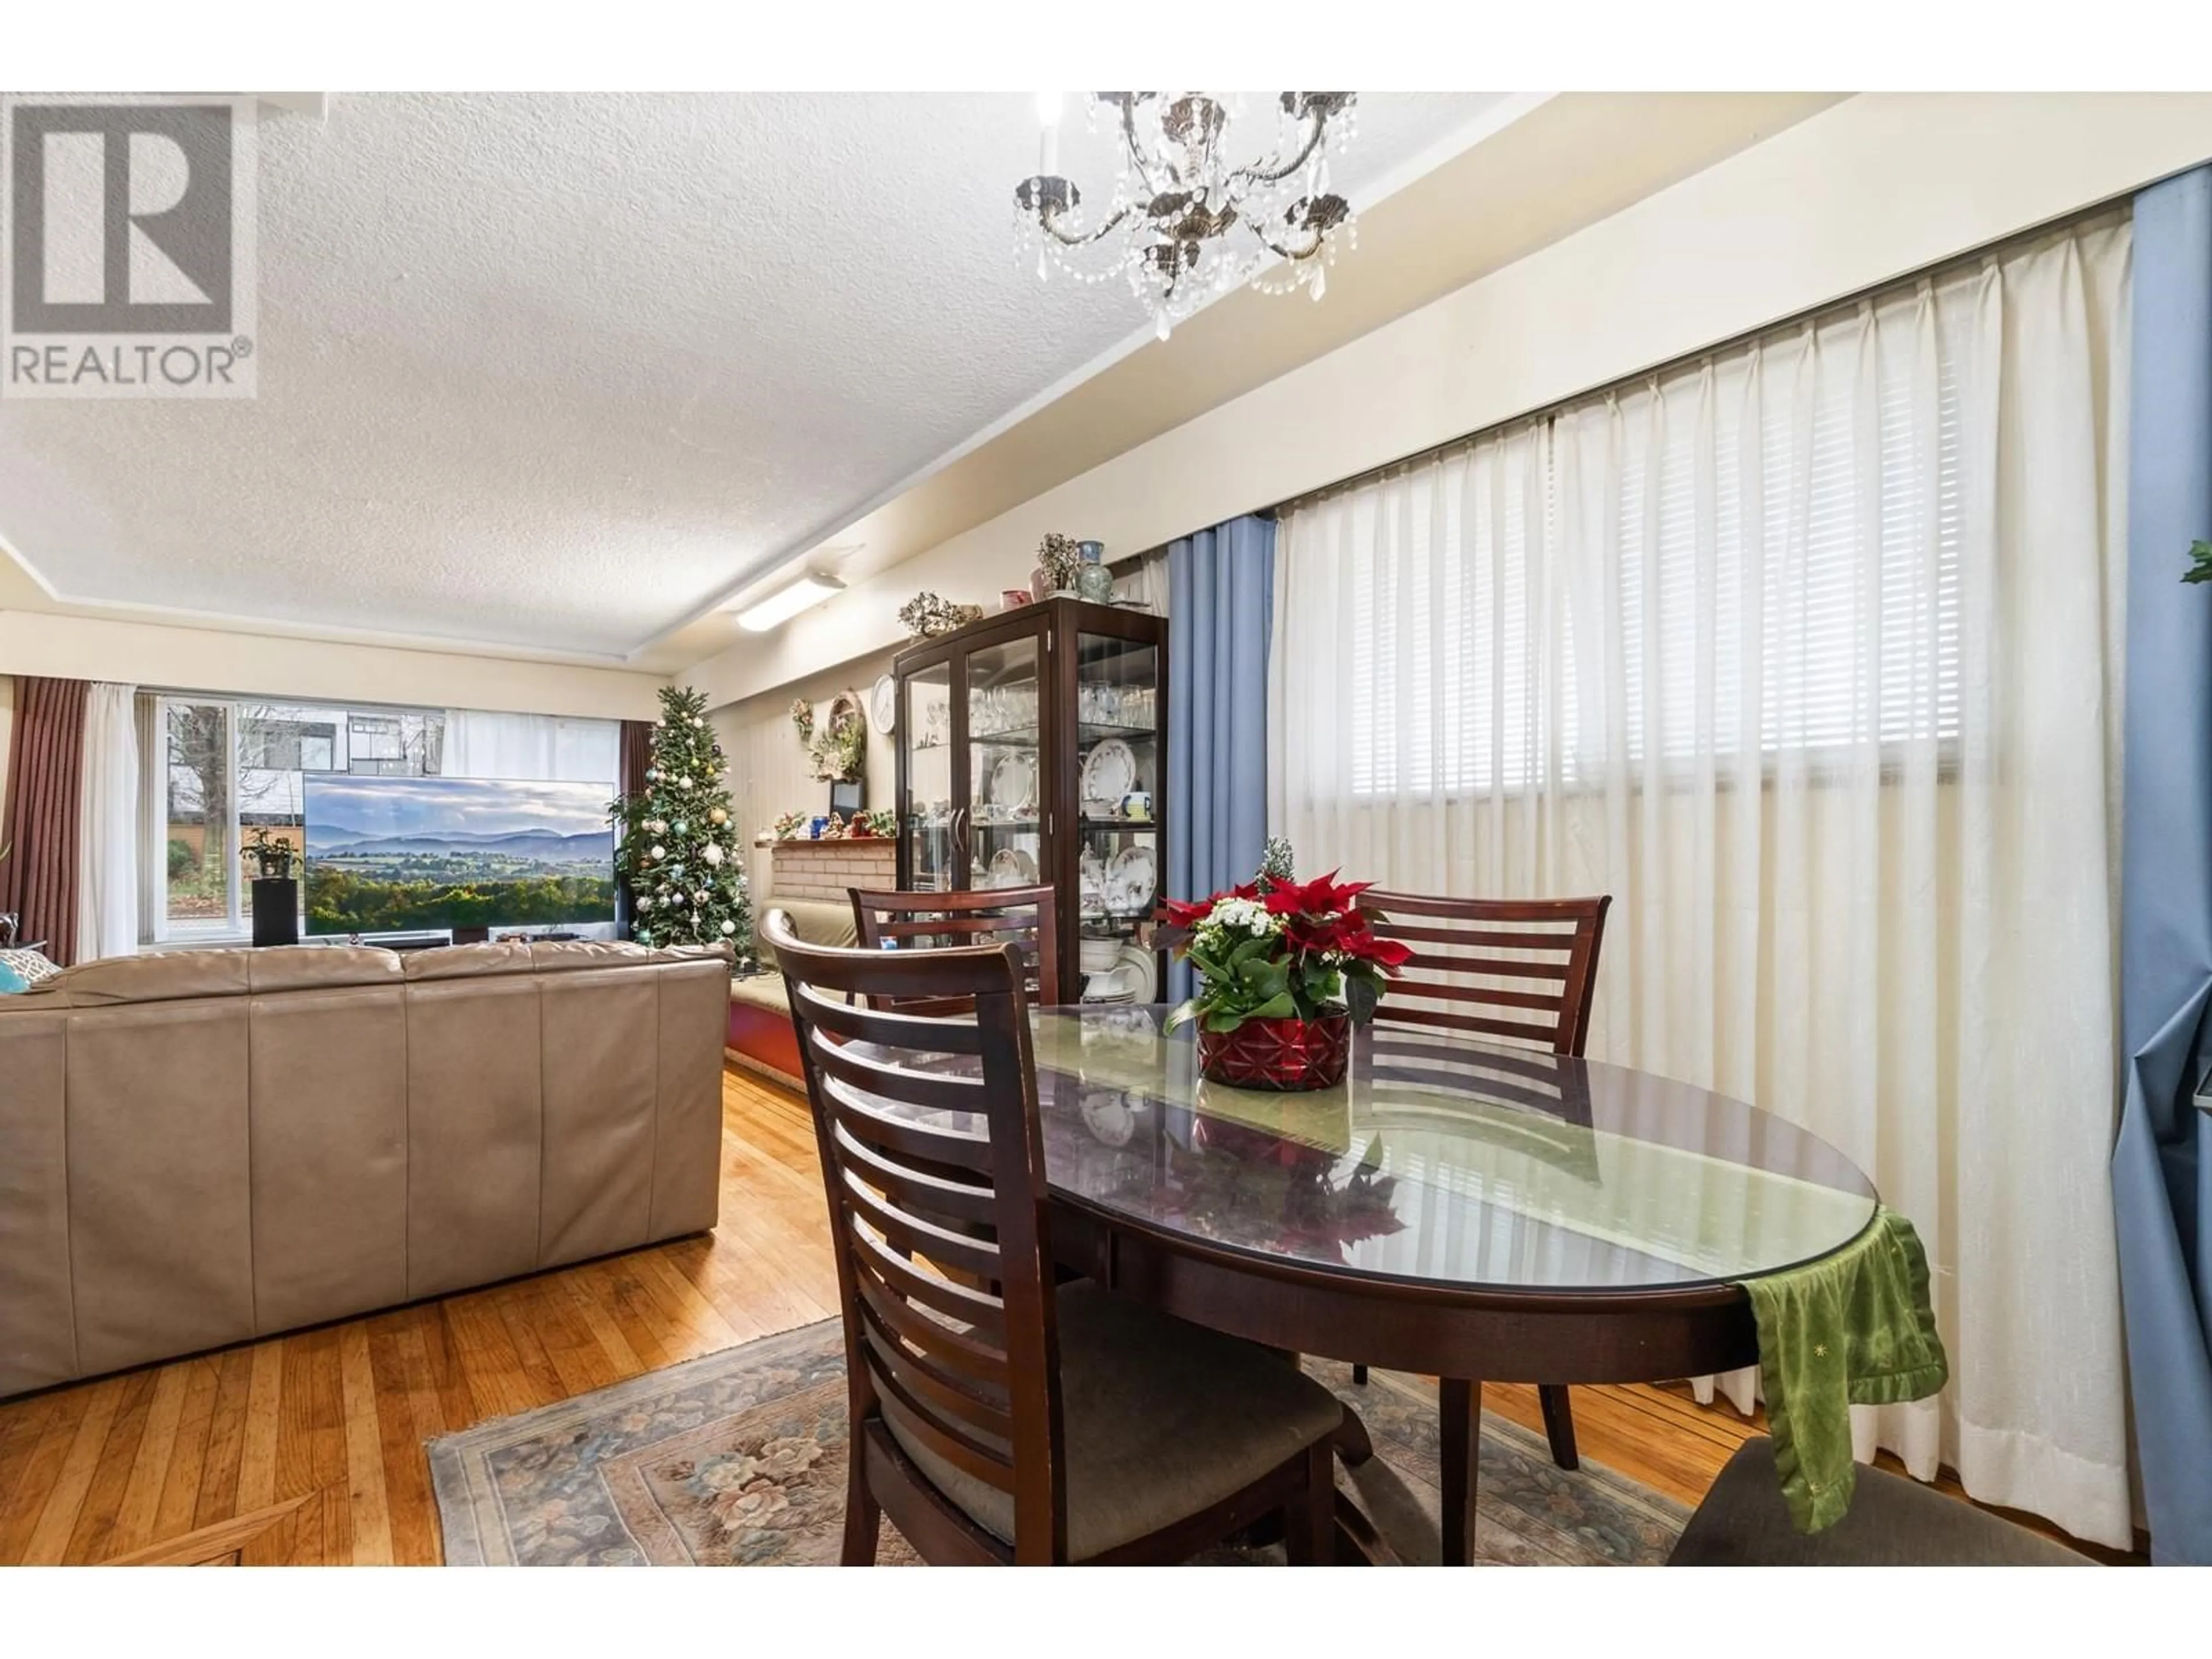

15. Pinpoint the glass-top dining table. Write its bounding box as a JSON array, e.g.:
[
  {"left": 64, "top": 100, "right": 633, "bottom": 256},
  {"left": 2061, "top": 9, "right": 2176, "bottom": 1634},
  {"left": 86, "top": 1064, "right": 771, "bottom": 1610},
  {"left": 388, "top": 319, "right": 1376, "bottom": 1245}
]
[{"left": 1007, "top": 1003, "right": 1882, "bottom": 1565}]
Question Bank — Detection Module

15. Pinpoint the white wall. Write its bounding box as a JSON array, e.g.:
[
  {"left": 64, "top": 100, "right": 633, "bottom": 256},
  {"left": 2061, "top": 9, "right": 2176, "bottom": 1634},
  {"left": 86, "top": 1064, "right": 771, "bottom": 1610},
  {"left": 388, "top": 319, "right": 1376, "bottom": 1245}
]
[
  {"left": 0, "top": 611, "right": 667, "bottom": 720},
  {"left": 689, "top": 92, "right": 2212, "bottom": 707},
  {"left": 713, "top": 643, "right": 899, "bottom": 898}
]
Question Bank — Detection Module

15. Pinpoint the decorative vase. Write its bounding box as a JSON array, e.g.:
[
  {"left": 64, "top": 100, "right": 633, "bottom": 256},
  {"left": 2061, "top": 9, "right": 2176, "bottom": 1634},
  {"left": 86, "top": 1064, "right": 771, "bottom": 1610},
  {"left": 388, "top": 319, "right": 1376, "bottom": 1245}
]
[
  {"left": 1196, "top": 1012, "right": 1351, "bottom": 1092},
  {"left": 1030, "top": 566, "right": 1054, "bottom": 602},
  {"left": 1075, "top": 559, "right": 1115, "bottom": 604}
]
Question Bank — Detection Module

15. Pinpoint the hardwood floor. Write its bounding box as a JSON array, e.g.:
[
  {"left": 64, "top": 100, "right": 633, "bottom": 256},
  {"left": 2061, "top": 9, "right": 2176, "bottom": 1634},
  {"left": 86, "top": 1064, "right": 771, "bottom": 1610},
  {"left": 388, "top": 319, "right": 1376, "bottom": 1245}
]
[{"left": 0, "top": 1065, "right": 2130, "bottom": 1565}]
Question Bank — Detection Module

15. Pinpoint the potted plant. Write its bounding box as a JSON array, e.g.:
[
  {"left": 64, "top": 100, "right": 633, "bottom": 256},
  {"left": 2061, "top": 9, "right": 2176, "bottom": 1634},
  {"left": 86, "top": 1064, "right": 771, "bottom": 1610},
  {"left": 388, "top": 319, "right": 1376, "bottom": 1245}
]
[
  {"left": 1161, "top": 845, "right": 1410, "bottom": 1092},
  {"left": 1033, "top": 533, "right": 1082, "bottom": 601},
  {"left": 241, "top": 825, "right": 301, "bottom": 948}
]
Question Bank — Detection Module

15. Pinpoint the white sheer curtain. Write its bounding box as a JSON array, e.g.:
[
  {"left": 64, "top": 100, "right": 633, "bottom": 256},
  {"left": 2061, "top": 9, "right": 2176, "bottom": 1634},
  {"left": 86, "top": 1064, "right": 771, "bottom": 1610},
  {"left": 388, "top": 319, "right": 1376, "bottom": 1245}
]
[
  {"left": 1118, "top": 546, "right": 1173, "bottom": 615},
  {"left": 1269, "top": 214, "right": 2135, "bottom": 1547},
  {"left": 77, "top": 681, "right": 139, "bottom": 961},
  {"left": 444, "top": 709, "right": 619, "bottom": 783}
]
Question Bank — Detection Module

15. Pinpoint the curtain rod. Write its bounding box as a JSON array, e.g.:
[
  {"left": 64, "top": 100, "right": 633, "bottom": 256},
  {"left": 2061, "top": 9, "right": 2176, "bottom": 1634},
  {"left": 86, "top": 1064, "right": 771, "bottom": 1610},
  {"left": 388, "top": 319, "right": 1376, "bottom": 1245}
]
[{"left": 1273, "top": 188, "right": 2138, "bottom": 518}]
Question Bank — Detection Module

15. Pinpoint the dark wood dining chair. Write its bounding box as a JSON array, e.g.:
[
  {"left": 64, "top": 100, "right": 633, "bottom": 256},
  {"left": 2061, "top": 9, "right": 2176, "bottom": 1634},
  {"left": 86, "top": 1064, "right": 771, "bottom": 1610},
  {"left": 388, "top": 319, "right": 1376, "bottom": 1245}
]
[
  {"left": 1349, "top": 890, "right": 1613, "bottom": 1475},
  {"left": 765, "top": 908, "right": 1344, "bottom": 1566},
  {"left": 849, "top": 884, "right": 1062, "bottom": 1013}
]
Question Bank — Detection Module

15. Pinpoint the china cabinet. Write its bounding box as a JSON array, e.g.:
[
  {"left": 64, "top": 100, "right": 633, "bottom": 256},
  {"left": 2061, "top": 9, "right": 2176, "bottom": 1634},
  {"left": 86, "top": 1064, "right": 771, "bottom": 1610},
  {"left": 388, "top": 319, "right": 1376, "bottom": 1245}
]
[{"left": 892, "top": 596, "right": 1169, "bottom": 999}]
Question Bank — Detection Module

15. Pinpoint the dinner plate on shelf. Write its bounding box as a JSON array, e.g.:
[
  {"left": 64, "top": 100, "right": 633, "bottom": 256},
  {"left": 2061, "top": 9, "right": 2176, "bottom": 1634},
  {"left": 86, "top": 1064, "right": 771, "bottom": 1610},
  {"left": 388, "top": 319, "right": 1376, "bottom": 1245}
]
[
  {"left": 1105, "top": 843, "right": 1156, "bottom": 915},
  {"left": 988, "top": 750, "right": 1038, "bottom": 811},
  {"left": 1080, "top": 738, "right": 1136, "bottom": 808}
]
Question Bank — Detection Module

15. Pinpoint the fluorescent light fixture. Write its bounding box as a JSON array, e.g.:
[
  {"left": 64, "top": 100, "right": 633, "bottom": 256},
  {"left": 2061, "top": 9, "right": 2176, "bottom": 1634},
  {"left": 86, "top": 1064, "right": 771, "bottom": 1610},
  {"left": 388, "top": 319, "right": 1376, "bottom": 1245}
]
[{"left": 736, "top": 573, "right": 843, "bottom": 632}]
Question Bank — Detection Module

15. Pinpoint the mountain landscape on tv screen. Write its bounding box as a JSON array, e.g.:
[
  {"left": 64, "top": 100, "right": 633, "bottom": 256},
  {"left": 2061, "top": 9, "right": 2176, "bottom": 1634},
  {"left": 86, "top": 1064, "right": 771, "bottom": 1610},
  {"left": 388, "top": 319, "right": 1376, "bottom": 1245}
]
[
  {"left": 306, "top": 822, "right": 613, "bottom": 862},
  {"left": 302, "top": 777, "right": 618, "bottom": 935}
]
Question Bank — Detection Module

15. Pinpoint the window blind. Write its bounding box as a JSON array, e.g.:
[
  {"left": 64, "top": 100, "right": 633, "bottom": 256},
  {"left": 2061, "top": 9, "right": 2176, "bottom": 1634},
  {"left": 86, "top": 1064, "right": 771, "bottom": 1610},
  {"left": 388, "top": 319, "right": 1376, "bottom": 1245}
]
[{"left": 1322, "top": 260, "right": 1983, "bottom": 798}]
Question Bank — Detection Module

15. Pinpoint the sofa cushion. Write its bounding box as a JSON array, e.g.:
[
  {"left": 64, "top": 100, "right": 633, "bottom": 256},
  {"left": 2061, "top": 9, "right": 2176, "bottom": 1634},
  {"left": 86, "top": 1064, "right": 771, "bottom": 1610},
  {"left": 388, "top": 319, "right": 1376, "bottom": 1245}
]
[
  {"left": 3, "top": 940, "right": 729, "bottom": 1010},
  {"left": 39, "top": 949, "right": 253, "bottom": 1006},
  {"left": 247, "top": 945, "right": 406, "bottom": 994}
]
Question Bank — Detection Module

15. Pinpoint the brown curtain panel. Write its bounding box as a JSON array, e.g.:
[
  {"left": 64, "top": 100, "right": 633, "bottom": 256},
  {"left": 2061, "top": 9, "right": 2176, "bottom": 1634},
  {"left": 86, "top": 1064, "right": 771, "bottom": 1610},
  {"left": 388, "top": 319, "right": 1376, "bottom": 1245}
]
[
  {"left": 619, "top": 718, "right": 653, "bottom": 800},
  {"left": 615, "top": 718, "right": 654, "bottom": 938},
  {"left": 0, "top": 676, "right": 90, "bottom": 965}
]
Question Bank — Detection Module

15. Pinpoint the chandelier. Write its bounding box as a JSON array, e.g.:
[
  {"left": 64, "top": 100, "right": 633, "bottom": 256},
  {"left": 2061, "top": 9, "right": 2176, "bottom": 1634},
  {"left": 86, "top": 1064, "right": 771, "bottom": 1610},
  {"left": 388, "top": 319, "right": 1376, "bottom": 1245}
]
[{"left": 1014, "top": 92, "right": 1358, "bottom": 339}]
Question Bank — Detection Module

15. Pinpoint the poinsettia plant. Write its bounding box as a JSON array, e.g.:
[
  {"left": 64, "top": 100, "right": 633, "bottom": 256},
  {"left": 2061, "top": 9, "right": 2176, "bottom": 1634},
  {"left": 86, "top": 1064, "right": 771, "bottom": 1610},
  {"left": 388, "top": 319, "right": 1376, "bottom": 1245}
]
[{"left": 1162, "top": 855, "right": 1411, "bottom": 1035}]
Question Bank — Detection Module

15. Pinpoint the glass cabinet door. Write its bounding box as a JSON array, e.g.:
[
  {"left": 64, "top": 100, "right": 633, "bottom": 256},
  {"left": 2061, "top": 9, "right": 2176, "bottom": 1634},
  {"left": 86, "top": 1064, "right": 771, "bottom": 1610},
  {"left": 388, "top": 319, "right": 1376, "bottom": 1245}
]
[
  {"left": 964, "top": 633, "right": 1046, "bottom": 902},
  {"left": 1073, "top": 631, "right": 1161, "bottom": 996},
  {"left": 903, "top": 659, "right": 957, "bottom": 892}
]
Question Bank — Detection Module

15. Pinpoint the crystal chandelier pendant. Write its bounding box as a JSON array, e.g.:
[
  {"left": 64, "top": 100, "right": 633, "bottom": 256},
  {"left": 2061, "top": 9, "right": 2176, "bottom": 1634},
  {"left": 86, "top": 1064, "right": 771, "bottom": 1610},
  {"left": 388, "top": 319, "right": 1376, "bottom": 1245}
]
[{"left": 1011, "top": 91, "right": 1358, "bottom": 340}]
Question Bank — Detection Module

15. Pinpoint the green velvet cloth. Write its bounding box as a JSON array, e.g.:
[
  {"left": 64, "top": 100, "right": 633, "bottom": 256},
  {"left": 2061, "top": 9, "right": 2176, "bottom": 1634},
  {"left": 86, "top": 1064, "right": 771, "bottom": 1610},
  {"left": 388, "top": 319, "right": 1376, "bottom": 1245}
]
[{"left": 1740, "top": 1206, "right": 1949, "bottom": 1533}]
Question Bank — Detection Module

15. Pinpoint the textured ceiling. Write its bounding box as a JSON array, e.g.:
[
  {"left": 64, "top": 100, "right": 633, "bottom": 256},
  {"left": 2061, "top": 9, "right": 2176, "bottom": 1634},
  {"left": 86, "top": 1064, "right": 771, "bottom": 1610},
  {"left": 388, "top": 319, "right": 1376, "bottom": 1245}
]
[{"left": 0, "top": 91, "right": 1511, "bottom": 659}]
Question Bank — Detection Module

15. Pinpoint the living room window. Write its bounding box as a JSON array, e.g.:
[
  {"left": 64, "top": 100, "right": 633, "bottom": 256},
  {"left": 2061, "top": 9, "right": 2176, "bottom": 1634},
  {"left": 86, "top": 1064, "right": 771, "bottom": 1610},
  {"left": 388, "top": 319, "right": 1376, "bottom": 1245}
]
[{"left": 145, "top": 695, "right": 447, "bottom": 943}]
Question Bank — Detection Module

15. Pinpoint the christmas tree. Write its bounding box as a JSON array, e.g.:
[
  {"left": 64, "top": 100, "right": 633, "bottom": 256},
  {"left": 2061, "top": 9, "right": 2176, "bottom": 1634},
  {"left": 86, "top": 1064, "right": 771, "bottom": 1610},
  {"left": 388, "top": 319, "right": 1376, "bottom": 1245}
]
[{"left": 612, "top": 685, "right": 750, "bottom": 960}]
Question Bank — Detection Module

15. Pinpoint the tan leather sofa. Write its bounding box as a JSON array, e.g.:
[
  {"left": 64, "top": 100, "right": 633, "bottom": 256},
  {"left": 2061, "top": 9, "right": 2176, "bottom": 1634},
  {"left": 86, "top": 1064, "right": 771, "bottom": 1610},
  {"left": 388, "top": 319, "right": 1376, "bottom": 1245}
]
[{"left": 0, "top": 940, "right": 730, "bottom": 1399}]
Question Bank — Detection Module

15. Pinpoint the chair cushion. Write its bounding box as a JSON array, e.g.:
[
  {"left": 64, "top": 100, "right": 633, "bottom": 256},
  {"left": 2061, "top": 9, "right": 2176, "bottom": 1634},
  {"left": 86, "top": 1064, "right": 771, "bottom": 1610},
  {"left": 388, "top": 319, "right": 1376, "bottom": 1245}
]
[
  {"left": 1666, "top": 1437, "right": 2090, "bottom": 1566},
  {"left": 884, "top": 1282, "right": 1343, "bottom": 1561}
]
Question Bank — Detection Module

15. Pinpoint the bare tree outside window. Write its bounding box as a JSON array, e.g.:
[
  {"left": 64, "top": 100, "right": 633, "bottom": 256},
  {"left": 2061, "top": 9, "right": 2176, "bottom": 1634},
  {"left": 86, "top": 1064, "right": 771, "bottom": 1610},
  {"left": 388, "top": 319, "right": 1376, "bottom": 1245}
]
[{"left": 153, "top": 695, "right": 446, "bottom": 934}]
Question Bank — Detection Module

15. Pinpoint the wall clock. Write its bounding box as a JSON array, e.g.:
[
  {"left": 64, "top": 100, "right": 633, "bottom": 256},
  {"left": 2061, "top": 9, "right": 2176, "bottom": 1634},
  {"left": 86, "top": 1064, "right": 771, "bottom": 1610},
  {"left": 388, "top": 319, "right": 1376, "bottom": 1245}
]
[{"left": 869, "top": 673, "right": 897, "bottom": 735}]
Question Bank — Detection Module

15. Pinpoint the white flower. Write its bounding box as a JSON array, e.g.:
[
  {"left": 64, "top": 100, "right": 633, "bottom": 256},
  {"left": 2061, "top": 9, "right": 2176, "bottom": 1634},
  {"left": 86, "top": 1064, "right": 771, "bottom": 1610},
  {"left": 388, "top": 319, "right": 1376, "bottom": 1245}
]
[
  {"left": 1209, "top": 897, "right": 1278, "bottom": 937},
  {"left": 703, "top": 843, "right": 724, "bottom": 866},
  {"left": 637, "top": 896, "right": 652, "bottom": 911}
]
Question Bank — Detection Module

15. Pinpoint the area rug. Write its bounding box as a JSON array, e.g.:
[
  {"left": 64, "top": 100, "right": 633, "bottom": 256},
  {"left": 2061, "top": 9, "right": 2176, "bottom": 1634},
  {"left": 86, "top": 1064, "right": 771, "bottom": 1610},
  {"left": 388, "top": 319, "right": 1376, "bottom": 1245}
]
[{"left": 429, "top": 1319, "right": 1687, "bottom": 1566}]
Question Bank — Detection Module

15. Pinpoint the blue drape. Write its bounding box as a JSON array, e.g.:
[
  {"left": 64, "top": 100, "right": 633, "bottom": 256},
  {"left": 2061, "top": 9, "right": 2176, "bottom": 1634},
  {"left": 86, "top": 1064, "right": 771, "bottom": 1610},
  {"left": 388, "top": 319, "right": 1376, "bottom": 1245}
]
[
  {"left": 1164, "top": 515, "right": 1275, "bottom": 1004},
  {"left": 2116, "top": 164, "right": 2212, "bottom": 1566}
]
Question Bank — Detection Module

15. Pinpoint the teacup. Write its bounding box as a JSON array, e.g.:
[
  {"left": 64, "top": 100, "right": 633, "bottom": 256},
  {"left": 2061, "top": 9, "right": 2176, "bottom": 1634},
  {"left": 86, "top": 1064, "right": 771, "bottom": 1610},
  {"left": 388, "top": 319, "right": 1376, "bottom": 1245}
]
[
  {"left": 1001, "top": 588, "right": 1033, "bottom": 608},
  {"left": 1120, "top": 790, "right": 1153, "bottom": 821},
  {"left": 1079, "top": 937, "right": 1122, "bottom": 974}
]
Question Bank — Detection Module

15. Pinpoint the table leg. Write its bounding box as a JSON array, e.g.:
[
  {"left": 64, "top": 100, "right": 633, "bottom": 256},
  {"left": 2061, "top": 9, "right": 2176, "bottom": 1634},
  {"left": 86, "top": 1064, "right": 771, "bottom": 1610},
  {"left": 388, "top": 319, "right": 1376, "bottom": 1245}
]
[
  {"left": 1332, "top": 1403, "right": 1376, "bottom": 1467},
  {"left": 1437, "top": 1376, "right": 1481, "bottom": 1566},
  {"left": 1537, "top": 1383, "right": 1580, "bottom": 1470}
]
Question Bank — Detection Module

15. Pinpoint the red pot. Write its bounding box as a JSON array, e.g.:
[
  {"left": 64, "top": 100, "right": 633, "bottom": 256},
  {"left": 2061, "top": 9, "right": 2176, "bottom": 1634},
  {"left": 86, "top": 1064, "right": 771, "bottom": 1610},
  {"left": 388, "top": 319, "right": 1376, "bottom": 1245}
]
[{"left": 1196, "top": 1012, "right": 1351, "bottom": 1092}]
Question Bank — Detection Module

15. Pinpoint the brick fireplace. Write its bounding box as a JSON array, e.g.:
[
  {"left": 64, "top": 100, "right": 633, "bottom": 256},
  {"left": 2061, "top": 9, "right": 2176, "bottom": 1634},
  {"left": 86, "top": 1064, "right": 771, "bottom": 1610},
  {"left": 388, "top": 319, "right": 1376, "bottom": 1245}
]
[{"left": 760, "top": 836, "right": 897, "bottom": 903}]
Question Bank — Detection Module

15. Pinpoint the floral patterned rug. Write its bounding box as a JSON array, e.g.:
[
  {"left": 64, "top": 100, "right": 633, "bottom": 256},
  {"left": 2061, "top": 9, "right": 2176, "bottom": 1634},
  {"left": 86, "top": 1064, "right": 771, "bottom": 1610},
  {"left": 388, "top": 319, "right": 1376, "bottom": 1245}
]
[{"left": 429, "top": 1319, "right": 1687, "bottom": 1566}]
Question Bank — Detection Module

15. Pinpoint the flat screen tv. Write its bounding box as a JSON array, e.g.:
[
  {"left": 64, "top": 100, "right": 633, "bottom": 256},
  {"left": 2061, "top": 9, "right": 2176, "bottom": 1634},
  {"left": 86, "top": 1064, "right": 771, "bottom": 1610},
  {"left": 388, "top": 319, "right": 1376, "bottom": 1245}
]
[{"left": 304, "top": 774, "right": 617, "bottom": 937}]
